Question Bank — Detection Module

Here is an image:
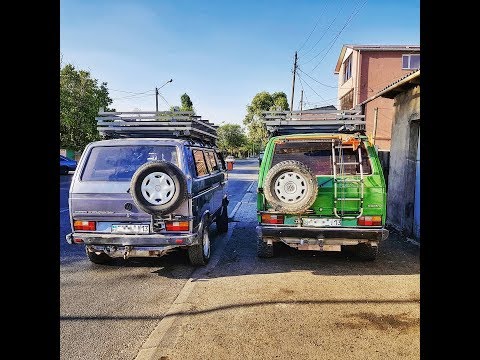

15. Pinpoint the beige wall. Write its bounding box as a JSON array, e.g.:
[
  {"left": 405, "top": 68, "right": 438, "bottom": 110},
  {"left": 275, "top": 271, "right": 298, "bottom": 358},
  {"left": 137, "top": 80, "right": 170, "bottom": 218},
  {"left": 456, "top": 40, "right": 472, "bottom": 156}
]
[{"left": 337, "top": 49, "right": 358, "bottom": 107}]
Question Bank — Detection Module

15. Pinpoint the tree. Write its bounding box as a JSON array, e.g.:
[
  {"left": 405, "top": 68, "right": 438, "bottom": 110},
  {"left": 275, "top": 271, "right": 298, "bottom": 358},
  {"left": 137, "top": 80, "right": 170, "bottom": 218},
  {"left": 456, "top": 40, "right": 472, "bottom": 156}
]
[
  {"left": 60, "top": 64, "right": 114, "bottom": 151},
  {"left": 243, "top": 91, "right": 289, "bottom": 147},
  {"left": 217, "top": 124, "right": 247, "bottom": 156},
  {"left": 180, "top": 93, "right": 194, "bottom": 112}
]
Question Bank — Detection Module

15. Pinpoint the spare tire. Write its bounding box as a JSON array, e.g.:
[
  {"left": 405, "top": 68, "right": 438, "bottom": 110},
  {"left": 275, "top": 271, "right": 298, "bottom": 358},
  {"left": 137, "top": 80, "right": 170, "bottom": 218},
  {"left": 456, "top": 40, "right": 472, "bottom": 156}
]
[
  {"left": 130, "top": 161, "right": 188, "bottom": 215},
  {"left": 263, "top": 160, "right": 318, "bottom": 214}
]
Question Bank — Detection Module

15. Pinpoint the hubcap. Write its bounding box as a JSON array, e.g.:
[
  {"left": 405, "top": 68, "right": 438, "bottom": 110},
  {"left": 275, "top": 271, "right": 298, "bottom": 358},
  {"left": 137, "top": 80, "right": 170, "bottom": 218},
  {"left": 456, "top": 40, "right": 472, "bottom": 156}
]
[
  {"left": 202, "top": 230, "right": 210, "bottom": 258},
  {"left": 274, "top": 171, "right": 308, "bottom": 203},
  {"left": 141, "top": 172, "right": 176, "bottom": 205}
]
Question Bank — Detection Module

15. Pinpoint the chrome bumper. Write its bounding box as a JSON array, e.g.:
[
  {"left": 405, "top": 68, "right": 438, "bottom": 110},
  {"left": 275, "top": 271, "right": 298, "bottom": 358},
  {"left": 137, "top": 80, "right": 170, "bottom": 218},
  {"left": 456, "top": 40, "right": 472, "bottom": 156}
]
[{"left": 66, "top": 232, "right": 197, "bottom": 246}]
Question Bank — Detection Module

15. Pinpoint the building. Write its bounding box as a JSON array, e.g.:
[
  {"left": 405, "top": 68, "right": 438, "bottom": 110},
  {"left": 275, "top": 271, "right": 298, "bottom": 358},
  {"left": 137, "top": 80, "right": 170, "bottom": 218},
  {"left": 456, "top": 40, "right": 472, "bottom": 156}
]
[
  {"left": 364, "top": 70, "right": 420, "bottom": 242},
  {"left": 334, "top": 45, "right": 420, "bottom": 150}
]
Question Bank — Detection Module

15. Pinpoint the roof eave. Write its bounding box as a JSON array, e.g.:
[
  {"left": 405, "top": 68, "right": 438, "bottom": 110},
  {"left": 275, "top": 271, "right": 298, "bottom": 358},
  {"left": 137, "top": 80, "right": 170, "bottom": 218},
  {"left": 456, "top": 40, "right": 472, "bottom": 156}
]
[{"left": 334, "top": 46, "right": 347, "bottom": 74}]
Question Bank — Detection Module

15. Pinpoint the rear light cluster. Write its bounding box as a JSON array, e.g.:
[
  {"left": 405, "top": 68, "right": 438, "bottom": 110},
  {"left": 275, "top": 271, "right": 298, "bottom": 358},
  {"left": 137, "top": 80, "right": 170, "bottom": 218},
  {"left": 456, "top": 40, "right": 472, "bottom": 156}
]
[
  {"left": 261, "top": 214, "right": 284, "bottom": 224},
  {"left": 357, "top": 216, "right": 382, "bottom": 226},
  {"left": 165, "top": 221, "right": 189, "bottom": 232},
  {"left": 74, "top": 220, "right": 96, "bottom": 231}
]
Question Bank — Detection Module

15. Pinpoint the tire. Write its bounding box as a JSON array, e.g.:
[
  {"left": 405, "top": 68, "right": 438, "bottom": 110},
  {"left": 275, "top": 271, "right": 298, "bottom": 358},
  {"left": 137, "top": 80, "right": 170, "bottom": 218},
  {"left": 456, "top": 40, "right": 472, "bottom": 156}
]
[
  {"left": 188, "top": 223, "right": 211, "bottom": 266},
  {"left": 263, "top": 160, "right": 318, "bottom": 214},
  {"left": 216, "top": 205, "right": 229, "bottom": 234},
  {"left": 130, "top": 161, "right": 188, "bottom": 216},
  {"left": 86, "top": 247, "right": 111, "bottom": 264},
  {"left": 355, "top": 243, "right": 378, "bottom": 261},
  {"left": 257, "top": 237, "right": 274, "bottom": 258}
]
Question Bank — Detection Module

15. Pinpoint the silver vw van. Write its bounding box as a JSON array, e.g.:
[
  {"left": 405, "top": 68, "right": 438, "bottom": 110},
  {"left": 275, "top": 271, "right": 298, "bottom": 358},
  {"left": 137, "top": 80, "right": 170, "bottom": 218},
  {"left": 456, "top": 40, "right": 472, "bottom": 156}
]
[{"left": 65, "top": 111, "right": 228, "bottom": 266}]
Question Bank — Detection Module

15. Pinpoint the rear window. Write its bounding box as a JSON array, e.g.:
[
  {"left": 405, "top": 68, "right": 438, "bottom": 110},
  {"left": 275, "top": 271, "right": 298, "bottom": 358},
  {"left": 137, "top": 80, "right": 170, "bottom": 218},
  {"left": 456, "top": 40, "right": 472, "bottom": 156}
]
[
  {"left": 271, "top": 140, "right": 372, "bottom": 175},
  {"left": 81, "top": 145, "right": 178, "bottom": 181}
]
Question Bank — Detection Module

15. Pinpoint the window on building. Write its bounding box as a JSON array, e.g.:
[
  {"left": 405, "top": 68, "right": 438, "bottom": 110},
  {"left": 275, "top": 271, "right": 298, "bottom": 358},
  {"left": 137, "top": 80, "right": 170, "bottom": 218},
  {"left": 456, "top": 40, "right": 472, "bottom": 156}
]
[
  {"left": 343, "top": 55, "right": 352, "bottom": 83},
  {"left": 402, "top": 54, "right": 420, "bottom": 70},
  {"left": 193, "top": 149, "right": 209, "bottom": 177}
]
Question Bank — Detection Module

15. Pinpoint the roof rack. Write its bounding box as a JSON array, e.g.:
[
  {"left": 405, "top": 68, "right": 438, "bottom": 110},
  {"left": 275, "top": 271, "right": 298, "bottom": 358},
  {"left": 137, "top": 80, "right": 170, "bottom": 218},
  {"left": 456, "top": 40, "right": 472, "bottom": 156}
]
[
  {"left": 96, "top": 110, "right": 218, "bottom": 145},
  {"left": 262, "top": 109, "right": 365, "bottom": 137}
]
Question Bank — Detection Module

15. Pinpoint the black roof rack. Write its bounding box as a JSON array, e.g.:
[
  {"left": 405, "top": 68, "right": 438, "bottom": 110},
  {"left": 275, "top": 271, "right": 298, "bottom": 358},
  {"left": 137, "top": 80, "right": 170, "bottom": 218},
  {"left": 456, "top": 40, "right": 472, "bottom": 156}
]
[
  {"left": 262, "top": 109, "right": 365, "bottom": 137},
  {"left": 96, "top": 109, "right": 218, "bottom": 145}
]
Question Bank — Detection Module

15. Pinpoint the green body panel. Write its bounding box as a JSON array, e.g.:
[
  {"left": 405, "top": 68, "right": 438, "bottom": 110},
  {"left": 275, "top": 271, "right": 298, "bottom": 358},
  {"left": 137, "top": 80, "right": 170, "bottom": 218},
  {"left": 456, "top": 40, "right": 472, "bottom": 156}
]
[{"left": 257, "top": 133, "right": 387, "bottom": 226}]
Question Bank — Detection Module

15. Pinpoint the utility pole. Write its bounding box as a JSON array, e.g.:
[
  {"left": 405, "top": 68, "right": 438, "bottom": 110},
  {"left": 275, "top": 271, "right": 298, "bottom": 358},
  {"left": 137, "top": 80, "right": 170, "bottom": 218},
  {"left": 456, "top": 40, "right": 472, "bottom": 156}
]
[
  {"left": 290, "top": 51, "right": 298, "bottom": 112},
  {"left": 300, "top": 90, "right": 304, "bottom": 114}
]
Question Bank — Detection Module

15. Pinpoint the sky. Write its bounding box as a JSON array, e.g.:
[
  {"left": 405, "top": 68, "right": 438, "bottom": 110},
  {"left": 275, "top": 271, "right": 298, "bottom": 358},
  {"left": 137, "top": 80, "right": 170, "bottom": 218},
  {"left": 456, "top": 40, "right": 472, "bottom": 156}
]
[{"left": 60, "top": 0, "right": 419, "bottom": 126}]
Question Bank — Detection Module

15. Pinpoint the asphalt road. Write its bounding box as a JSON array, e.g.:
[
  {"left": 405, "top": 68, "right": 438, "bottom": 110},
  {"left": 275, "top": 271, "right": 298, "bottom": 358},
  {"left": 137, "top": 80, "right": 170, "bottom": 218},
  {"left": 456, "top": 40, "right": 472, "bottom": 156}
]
[{"left": 59, "top": 159, "right": 257, "bottom": 360}]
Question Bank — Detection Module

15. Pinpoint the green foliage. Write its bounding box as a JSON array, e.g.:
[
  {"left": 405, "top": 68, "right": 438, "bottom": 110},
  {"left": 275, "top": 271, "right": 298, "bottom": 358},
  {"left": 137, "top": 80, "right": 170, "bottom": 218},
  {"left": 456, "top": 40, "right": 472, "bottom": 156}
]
[
  {"left": 60, "top": 64, "right": 114, "bottom": 151},
  {"left": 217, "top": 124, "right": 247, "bottom": 155},
  {"left": 180, "top": 93, "right": 194, "bottom": 112},
  {"left": 243, "top": 91, "right": 289, "bottom": 146}
]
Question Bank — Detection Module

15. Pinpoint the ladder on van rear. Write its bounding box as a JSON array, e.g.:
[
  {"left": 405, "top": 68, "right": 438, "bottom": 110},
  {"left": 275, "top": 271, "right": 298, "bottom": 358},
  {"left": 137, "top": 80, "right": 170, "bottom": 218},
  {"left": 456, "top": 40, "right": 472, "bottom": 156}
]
[{"left": 331, "top": 138, "right": 364, "bottom": 219}]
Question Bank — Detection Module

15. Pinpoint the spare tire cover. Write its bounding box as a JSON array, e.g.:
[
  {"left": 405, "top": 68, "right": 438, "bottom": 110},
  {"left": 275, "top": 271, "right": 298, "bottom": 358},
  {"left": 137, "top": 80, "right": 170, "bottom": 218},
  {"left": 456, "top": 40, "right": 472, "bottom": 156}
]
[
  {"left": 263, "top": 160, "right": 318, "bottom": 214},
  {"left": 130, "top": 160, "right": 188, "bottom": 215}
]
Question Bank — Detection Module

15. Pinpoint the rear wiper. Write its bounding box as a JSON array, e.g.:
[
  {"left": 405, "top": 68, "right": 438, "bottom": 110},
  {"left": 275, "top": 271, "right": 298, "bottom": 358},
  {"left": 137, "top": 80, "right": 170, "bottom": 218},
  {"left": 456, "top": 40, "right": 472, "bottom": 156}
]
[{"left": 318, "top": 178, "right": 333, "bottom": 187}]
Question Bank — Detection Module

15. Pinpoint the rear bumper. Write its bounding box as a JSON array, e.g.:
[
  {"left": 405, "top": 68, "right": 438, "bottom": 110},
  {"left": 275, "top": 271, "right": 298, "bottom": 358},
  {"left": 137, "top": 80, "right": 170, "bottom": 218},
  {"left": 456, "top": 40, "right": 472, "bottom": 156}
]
[
  {"left": 256, "top": 225, "right": 388, "bottom": 247},
  {"left": 66, "top": 232, "right": 197, "bottom": 247}
]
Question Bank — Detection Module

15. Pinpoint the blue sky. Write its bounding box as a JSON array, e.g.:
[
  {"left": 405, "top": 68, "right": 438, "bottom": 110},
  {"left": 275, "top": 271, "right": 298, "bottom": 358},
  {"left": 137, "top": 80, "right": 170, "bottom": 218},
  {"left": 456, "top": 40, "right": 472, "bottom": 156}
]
[{"left": 60, "top": 0, "right": 419, "bottom": 126}]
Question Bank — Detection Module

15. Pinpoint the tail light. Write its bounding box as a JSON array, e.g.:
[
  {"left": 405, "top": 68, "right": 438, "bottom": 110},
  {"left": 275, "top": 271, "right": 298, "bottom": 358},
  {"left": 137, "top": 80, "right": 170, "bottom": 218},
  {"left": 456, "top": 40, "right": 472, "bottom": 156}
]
[
  {"left": 74, "top": 220, "right": 96, "bottom": 231},
  {"left": 357, "top": 216, "right": 382, "bottom": 226},
  {"left": 261, "top": 214, "right": 284, "bottom": 224},
  {"left": 165, "top": 221, "right": 189, "bottom": 232}
]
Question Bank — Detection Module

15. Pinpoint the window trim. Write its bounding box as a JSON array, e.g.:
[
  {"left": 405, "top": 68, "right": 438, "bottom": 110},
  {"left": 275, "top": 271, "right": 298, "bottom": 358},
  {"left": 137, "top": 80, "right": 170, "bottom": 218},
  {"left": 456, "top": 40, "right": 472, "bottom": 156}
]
[{"left": 402, "top": 54, "right": 420, "bottom": 70}]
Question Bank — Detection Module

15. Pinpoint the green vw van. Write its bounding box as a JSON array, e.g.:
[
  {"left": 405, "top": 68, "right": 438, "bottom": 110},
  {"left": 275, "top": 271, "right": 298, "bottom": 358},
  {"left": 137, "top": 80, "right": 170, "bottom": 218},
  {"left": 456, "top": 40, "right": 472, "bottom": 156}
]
[{"left": 256, "top": 110, "right": 389, "bottom": 260}]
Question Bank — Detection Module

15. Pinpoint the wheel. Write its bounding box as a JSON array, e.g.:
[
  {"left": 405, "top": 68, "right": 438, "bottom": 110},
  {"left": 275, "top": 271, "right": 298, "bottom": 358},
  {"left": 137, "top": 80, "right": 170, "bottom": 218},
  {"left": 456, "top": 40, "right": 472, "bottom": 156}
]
[
  {"left": 130, "top": 161, "right": 188, "bottom": 216},
  {"left": 188, "top": 223, "right": 211, "bottom": 266},
  {"left": 60, "top": 166, "right": 69, "bottom": 175},
  {"left": 263, "top": 160, "right": 318, "bottom": 214},
  {"left": 216, "top": 205, "right": 229, "bottom": 234},
  {"left": 355, "top": 243, "right": 378, "bottom": 261},
  {"left": 257, "top": 237, "right": 274, "bottom": 258},
  {"left": 86, "top": 247, "right": 111, "bottom": 264}
]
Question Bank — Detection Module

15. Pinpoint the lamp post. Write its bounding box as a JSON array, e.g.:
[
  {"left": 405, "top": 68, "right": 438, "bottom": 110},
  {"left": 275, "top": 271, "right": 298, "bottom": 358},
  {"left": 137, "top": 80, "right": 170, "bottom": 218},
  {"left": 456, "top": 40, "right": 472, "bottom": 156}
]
[{"left": 155, "top": 79, "right": 173, "bottom": 112}]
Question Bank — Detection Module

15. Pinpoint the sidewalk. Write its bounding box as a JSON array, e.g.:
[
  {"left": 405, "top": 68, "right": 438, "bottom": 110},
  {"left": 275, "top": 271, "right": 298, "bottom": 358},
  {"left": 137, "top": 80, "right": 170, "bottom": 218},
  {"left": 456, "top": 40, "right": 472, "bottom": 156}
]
[{"left": 137, "top": 186, "right": 420, "bottom": 360}]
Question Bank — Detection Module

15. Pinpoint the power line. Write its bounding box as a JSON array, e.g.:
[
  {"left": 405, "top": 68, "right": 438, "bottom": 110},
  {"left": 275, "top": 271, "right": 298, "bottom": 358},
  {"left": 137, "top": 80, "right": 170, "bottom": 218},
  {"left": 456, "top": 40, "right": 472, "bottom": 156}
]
[
  {"left": 297, "top": 72, "right": 327, "bottom": 102},
  {"left": 109, "top": 88, "right": 152, "bottom": 94},
  {"left": 298, "top": 68, "right": 337, "bottom": 88},
  {"left": 298, "top": 76, "right": 310, "bottom": 108},
  {"left": 157, "top": 92, "right": 170, "bottom": 107},
  {"left": 311, "top": 0, "right": 368, "bottom": 72},
  {"left": 112, "top": 91, "right": 155, "bottom": 101},
  {"left": 299, "top": 0, "right": 349, "bottom": 61},
  {"left": 297, "top": 2, "right": 329, "bottom": 53}
]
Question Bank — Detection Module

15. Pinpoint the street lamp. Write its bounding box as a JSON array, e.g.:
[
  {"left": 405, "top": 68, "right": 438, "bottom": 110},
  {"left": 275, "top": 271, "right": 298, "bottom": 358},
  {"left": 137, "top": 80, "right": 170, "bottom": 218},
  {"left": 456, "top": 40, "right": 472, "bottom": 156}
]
[{"left": 156, "top": 79, "right": 173, "bottom": 112}]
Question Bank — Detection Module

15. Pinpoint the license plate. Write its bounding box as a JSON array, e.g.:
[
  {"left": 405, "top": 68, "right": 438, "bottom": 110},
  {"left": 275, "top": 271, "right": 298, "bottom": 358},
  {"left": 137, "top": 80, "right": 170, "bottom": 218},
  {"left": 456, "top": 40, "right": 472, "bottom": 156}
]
[
  {"left": 111, "top": 224, "right": 150, "bottom": 234},
  {"left": 302, "top": 218, "right": 342, "bottom": 227}
]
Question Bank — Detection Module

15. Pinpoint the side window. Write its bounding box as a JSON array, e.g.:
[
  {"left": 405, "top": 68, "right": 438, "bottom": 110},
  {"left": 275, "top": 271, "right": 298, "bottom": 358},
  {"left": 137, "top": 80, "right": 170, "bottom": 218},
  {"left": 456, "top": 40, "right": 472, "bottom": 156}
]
[
  {"left": 204, "top": 150, "right": 219, "bottom": 173},
  {"left": 193, "top": 149, "right": 208, "bottom": 177},
  {"left": 215, "top": 151, "right": 226, "bottom": 171}
]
